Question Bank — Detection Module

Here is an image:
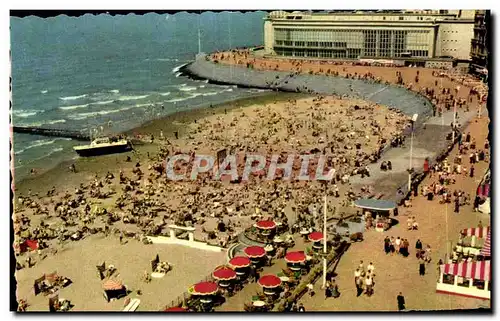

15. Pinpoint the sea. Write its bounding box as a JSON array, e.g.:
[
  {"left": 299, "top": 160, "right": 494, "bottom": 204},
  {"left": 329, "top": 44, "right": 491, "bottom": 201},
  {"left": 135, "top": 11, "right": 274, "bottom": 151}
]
[{"left": 10, "top": 11, "right": 269, "bottom": 181}]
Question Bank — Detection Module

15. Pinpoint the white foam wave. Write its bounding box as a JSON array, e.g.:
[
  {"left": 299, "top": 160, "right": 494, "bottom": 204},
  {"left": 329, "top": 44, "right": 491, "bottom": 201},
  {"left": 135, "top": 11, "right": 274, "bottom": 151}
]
[
  {"left": 13, "top": 109, "right": 44, "bottom": 118},
  {"left": 109, "top": 89, "right": 120, "bottom": 94},
  {"left": 32, "top": 147, "right": 64, "bottom": 161},
  {"left": 59, "top": 104, "right": 89, "bottom": 110},
  {"left": 59, "top": 94, "right": 88, "bottom": 101},
  {"left": 199, "top": 85, "right": 206, "bottom": 88},
  {"left": 160, "top": 92, "right": 171, "bottom": 96},
  {"left": 175, "top": 72, "right": 182, "bottom": 78},
  {"left": 41, "top": 90, "right": 48, "bottom": 94},
  {"left": 224, "top": 88, "right": 234, "bottom": 92},
  {"left": 95, "top": 100, "right": 114, "bottom": 105},
  {"left": 157, "top": 58, "right": 180, "bottom": 62},
  {"left": 202, "top": 92, "right": 218, "bottom": 97},
  {"left": 178, "top": 86, "right": 197, "bottom": 92},
  {"left": 69, "top": 103, "right": 150, "bottom": 120},
  {"left": 117, "top": 95, "right": 149, "bottom": 101},
  {"left": 16, "top": 139, "right": 57, "bottom": 155},
  {"left": 166, "top": 97, "right": 189, "bottom": 103}
]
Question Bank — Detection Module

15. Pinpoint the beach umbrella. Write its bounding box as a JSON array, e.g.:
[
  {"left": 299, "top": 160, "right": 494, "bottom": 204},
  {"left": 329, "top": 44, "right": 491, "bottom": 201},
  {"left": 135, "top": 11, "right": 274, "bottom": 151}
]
[
  {"left": 285, "top": 251, "right": 306, "bottom": 264},
  {"left": 308, "top": 231, "right": 324, "bottom": 242},
  {"left": 102, "top": 279, "right": 124, "bottom": 291},
  {"left": 255, "top": 220, "right": 277, "bottom": 230},
  {"left": 244, "top": 246, "right": 266, "bottom": 258},
  {"left": 229, "top": 256, "right": 251, "bottom": 269},
  {"left": 192, "top": 281, "right": 218, "bottom": 296},
  {"left": 164, "top": 307, "right": 187, "bottom": 312},
  {"left": 212, "top": 267, "right": 237, "bottom": 281},
  {"left": 257, "top": 275, "right": 282, "bottom": 288}
]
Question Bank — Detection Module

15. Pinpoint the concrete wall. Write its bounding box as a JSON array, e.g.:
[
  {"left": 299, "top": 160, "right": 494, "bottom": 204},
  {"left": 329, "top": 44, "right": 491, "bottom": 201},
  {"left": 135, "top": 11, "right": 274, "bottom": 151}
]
[{"left": 435, "top": 22, "right": 474, "bottom": 59}]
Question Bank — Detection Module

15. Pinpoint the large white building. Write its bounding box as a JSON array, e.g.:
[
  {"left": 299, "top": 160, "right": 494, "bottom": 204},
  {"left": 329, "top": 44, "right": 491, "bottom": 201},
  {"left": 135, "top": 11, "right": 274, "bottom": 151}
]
[{"left": 263, "top": 10, "right": 475, "bottom": 62}]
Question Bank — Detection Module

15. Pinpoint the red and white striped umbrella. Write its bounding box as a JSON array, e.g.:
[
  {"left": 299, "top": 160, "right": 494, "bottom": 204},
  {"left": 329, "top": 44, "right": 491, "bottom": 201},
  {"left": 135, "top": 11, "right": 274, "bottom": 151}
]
[
  {"left": 255, "top": 220, "right": 276, "bottom": 230},
  {"left": 192, "top": 281, "right": 218, "bottom": 296},
  {"left": 308, "top": 231, "right": 324, "bottom": 242},
  {"left": 212, "top": 267, "right": 237, "bottom": 281},
  {"left": 481, "top": 231, "right": 491, "bottom": 257},
  {"left": 229, "top": 256, "right": 251, "bottom": 269},
  {"left": 244, "top": 246, "right": 266, "bottom": 258},
  {"left": 285, "top": 251, "right": 306, "bottom": 264},
  {"left": 102, "top": 279, "right": 124, "bottom": 291},
  {"left": 258, "top": 274, "right": 282, "bottom": 288}
]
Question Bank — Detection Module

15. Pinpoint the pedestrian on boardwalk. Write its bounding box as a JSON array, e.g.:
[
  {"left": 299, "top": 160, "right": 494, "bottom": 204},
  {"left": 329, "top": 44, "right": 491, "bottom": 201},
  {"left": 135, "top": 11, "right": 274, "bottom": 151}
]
[
  {"left": 397, "top": 292, "right": 406, "bottom": 311},
  {"left": 384, "top": 237, "right": 391, "bottom": 254},
  {"left": 367, "top": 262, "right": 375, "bottom": 275},
  {"left": 298, "top": 303, "right": 305, "bottom": 312},
  {"left": 356, "top": 276, "right": 364, "bottom": 297},
  {"left": 389, "top": 237, "right": 396, "bottom": 254},
  {"left": 419, "top": 258, "right": 426, "bottom": 276},
  {"left": 365, "top": 276, "right": 373, "bottom": 296},
  {"left": 470, "top": 166, "right": 475, "bottom": 178},
  {"left": 454, "top": 197, "right": 460, "bottom": 213},
  {"left": 415, "top": 239, "right": 423, "bottom": 255}
]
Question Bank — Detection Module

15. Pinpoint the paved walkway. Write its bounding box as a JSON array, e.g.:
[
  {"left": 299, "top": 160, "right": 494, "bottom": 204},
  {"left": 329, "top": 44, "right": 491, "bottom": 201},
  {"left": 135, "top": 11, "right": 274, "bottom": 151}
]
[{"left": 299, "top": 116, "right": 490, "bottom": 311}]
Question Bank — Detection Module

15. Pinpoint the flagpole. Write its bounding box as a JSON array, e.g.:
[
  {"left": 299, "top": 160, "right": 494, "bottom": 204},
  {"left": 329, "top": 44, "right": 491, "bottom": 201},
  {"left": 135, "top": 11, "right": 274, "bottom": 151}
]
[{"left": 322, "top": 195, "right": 327, "bottom": 289}]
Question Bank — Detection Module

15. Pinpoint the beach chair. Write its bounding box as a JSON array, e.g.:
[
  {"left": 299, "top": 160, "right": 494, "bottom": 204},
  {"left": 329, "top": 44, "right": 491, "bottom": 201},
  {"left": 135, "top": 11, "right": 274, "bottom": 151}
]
[{"left": 123, "top": 298, "right": 141, "bottom": 312}]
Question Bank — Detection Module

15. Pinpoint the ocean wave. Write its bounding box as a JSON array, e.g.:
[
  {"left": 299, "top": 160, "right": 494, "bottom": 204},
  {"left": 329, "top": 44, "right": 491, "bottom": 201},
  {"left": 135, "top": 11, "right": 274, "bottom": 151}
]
[
  {"left": 157, "top": 58, "right": 180, "bottom": 62},
  {"left": 109, "top": 89, "right": 120, "bottom": 94},
  {"left": 202, "top": 91, "right": 219, "bottom": 97},
  {"left": 199, "top": 85, "right": 206, "bottom": 88},
  {"left": 95, "top": 100, "right": 114, "bottom": 105},
  {"left": 59, "top": 94, "right": 88, "bottom": 101},
  {"left": 178, "top": 86, "right": 197, "bottom": 92},
  {"left": 160, "top": 92, "right": 171, "bottom": 96},
  {"left": 15, "top": 138, "right": 63, "bottom": 155},
  {"left": 175, "top": 72, "right": 182, "bottom": 78},
  {"left": 23, "top": 119, "right": 67, "bottom": 127},
  {"left": 41, "top": 90, "right": 48, "bottom": 94},
  {"left": 69, "top": 103, "right": 151, "bottom": 121},
  {"left": 13, "top": 109, "right": 43, "bottom": 118},
  {"left": 59, "top": 104, "right": 89, "bottom": 110},
  {"left": 32, "top": 147, "right": 64, "bottom": 161},
  {"left": 166, "top": 96, "right": 191, "bottom": 103},
  {"left": 117, "top": 95, "right": 149, "bottom": 101},
  {"left": 224, "top": 88, "right": 234, "bottom": 92}
]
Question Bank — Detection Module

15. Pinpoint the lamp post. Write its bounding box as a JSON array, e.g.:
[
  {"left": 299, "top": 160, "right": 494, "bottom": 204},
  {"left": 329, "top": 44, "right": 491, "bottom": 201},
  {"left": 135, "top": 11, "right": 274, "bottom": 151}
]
[{"left": 408, "top": 114, "right": 418, "bottom": 193}]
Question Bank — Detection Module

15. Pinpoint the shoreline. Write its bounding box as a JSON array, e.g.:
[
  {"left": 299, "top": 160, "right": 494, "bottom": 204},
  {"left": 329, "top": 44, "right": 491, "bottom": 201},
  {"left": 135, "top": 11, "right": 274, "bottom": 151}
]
[{"left": 12, "top": 91, "right": 307, "bottom": 196}]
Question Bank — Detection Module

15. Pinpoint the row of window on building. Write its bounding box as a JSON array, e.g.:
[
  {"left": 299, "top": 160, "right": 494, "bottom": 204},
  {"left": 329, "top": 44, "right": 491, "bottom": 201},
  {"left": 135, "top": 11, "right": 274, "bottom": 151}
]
[{"left": 273, "top": 47, "right": 429, "bottom": 59}]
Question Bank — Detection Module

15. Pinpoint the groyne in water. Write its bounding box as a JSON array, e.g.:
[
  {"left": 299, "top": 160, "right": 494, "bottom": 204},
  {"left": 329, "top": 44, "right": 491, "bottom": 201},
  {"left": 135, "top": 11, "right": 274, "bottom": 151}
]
[{"left": 13, "top": 126, "right": 91, "bottom": 141}]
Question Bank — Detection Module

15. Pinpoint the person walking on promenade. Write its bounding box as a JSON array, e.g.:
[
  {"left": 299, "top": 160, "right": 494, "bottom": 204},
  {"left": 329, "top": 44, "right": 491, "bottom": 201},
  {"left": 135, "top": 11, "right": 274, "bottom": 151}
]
[
  {"left": 298, "top": 303, "right": 305, "bottom": 312},
  {"left": 397, "top": 292, "right": 406, "bottom": 311},
  {"left": 356, "top": 276, "right": 364, "bottom": 297},
  {"left": 389, "top": 237, "right": 396, "bottom": 255},
  {"left": 470, "top": 165, "right": 475, "bottom": 178},
  {"left": 454, "top": 197, "right": 460, "bottom": 213},
  {"left": 365, "top": 276, "right": 373, "bottom": 296},
  {"left": 419, "top": 258, "right": 426, "bottom": 276},
  {"left": 384, "top": 237, "right": 391, "bottom": 254}
]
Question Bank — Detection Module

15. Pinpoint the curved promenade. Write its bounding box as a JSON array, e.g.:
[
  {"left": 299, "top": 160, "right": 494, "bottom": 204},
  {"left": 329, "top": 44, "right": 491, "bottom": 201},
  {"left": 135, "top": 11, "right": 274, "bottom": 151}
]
[{"left": 183, "top": 54, "right": 434, "bottom": 120}]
